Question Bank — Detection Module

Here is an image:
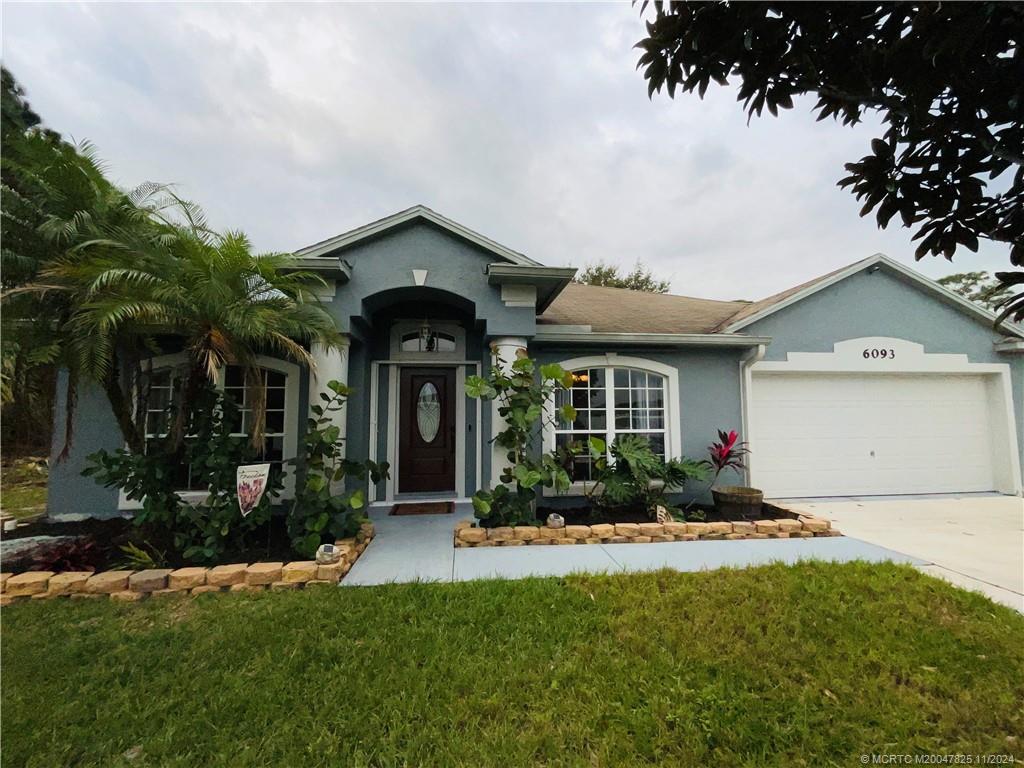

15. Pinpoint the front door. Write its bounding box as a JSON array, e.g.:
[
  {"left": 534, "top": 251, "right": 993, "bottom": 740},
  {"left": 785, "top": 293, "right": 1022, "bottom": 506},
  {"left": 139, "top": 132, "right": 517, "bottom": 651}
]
[{"left": 399, "top": 367, "right": 456, "bottom": 493}]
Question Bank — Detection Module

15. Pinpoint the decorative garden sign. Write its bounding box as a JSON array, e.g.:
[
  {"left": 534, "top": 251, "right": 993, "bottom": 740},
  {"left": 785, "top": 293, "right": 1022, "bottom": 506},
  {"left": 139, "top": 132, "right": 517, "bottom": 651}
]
[{"left": 237, "top": 464, "right": 271, "bottom": 517}]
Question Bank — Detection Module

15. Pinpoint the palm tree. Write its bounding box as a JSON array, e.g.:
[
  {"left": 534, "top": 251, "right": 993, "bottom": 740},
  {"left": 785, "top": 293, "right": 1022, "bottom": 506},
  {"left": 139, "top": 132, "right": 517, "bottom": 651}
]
[{"left": 17, "top": 186, "right": 341, "bottom": 454}]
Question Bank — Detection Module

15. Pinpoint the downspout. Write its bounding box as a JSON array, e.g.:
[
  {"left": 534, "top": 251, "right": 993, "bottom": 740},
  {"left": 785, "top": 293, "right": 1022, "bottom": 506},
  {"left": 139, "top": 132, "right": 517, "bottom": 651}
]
[{"left": 739, "top": 343, "right": 767, "bottom": 488}]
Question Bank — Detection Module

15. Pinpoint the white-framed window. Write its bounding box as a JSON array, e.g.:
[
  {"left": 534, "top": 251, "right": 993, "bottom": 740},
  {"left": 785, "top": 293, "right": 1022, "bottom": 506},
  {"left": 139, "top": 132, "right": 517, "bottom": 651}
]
[
  {"left": 120, "top": 353, "right": 299, "bottom": 509},
  {"left": 546, "top": 355, "right": 681, "bottom": 491}
]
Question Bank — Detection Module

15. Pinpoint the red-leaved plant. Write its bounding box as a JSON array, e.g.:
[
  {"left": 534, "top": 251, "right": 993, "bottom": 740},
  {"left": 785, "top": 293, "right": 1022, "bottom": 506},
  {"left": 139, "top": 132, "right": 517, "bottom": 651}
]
[
  {"left": 708, "top": 429, "right": 749, "bottom": 480},
  {"left": 685, "top": 429, "right": 750, "bottom": 517}
]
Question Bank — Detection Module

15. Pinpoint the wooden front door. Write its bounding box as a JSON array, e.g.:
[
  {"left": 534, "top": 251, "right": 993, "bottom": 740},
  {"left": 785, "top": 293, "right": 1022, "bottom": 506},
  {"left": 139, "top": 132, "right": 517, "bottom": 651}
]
[{"left": 399, "top": 367, "right": 456, "bottom": 493}]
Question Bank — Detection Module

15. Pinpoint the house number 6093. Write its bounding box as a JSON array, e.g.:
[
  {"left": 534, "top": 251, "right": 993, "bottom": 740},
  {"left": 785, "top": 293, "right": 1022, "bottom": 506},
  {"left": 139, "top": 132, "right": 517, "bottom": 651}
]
[{"left": 862, "top": 348, "right": 895, "bottom": 359}]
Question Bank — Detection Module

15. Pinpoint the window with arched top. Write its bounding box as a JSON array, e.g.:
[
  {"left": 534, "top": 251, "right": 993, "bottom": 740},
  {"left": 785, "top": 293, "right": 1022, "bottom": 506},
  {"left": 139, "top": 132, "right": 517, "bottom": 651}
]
[{"left": 548, "top": 356, "right": 680, "bottom": 488}]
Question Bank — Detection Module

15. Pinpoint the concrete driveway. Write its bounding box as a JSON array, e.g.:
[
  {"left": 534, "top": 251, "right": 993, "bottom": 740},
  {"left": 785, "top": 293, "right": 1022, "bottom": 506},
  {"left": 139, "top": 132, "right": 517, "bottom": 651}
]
[{"left": 783, "top": 495, "right": 1024, "bottom": 612}]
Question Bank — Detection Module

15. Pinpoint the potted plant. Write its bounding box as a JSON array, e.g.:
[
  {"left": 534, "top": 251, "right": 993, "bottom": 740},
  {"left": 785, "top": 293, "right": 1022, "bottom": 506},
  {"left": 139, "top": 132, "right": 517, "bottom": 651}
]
[{"left": 706, "top": 430, "right": 762, "bottom": 520}]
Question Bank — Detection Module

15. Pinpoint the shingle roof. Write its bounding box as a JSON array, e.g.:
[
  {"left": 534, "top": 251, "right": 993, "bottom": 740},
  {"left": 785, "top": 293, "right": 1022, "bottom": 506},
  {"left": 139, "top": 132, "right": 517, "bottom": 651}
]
[
  {"left": 710, "top": 259, "right": 862, "bottom": 332},
  {"left": 539, "top": 282, "right": 750, "bottom": 334}
]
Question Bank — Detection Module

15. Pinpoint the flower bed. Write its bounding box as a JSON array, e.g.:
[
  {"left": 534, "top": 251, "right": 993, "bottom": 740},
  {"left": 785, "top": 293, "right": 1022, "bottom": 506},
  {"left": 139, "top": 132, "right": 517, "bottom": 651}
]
[
  {"left": 454, "top": 511, "right": 838, "bottom": 547},
  {"left": 0, "top": 524, "right": 374, "bottom": 606}
]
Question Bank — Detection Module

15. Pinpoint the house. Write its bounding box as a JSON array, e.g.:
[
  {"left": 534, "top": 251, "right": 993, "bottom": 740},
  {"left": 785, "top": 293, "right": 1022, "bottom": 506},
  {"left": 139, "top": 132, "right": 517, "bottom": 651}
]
[{"left": 47, "top": 206, "right": 1024, "bottom": 519}]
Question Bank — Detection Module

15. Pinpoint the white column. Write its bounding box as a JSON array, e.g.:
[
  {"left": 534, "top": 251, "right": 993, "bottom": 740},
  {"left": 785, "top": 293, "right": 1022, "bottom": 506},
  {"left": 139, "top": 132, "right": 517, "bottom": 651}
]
[
  {"left": 309, "top": 338, "right": 350, "bottom": 461},
  {"left": 488, "top": 336, "right": 528, "bottom": 487}
]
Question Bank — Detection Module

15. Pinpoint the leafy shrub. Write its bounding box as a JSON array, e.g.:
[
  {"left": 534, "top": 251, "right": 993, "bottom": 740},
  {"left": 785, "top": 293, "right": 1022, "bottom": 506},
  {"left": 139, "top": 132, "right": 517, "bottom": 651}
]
[
  {"left": 287, "top": 381, "right": 389, "bottom": 558},
  {"left": 32, "top": 537, "right": 103, "bottom": 572},
  {"left": 583, "top": 433, "right": 707, "bottom": 519},
  {"left": 116, "top": 540, "right": 168, "bottom": 570},
  {"left": 84, "top": 386, "right": 281, "bottom": 563},
  {"left": 466, "top": 357, "right": 576, "bottom": 527}
]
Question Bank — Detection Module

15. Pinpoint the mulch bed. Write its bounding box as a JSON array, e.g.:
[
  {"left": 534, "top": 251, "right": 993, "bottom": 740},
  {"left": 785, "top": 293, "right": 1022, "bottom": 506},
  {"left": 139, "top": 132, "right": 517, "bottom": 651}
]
[
  {"left": 536, "top": 503, "right": 765, "bottom": 526},
  {"left": 1, "top": 512, "right": 299, "bottom": 573}
]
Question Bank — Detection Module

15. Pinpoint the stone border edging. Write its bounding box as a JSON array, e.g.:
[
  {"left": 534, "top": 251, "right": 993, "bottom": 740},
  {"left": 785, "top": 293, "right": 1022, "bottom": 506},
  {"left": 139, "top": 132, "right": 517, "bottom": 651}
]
[
  {"left": 0, "top": 523, "right": 374, "bottom": 606},
  {"left": 454, "top": 515, "right": 839, "bottom": 547}
]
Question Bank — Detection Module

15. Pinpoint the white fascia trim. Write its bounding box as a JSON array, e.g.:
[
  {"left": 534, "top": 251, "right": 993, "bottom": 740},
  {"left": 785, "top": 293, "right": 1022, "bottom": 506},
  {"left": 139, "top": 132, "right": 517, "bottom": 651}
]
[
  {"left": 119, "top": 353, "right": 302, "bottom": 510},
  {"left": 293, "top": 205, "right": 541, "bottom": 266},
  {"left": 542, "top": 353, "right": 682, "bottom": 498},
  {"left": 724, "top": 253, "right": 1024, "bottom": 338},
  {"left": 995, "top": 339, "right": 1024, "bottom": 353},
  {"left": 532, "top": 331, "right": 771, "bottom": 346}
]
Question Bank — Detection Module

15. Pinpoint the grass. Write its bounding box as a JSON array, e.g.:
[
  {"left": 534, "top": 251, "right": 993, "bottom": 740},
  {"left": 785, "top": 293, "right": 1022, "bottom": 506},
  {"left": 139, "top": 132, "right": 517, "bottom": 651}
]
[
  {"left": 0, "top": 457, "right": 47, "bottom": 519},
  {"left": 3, "top": 563, "right": 1023, "bottom": 767}
]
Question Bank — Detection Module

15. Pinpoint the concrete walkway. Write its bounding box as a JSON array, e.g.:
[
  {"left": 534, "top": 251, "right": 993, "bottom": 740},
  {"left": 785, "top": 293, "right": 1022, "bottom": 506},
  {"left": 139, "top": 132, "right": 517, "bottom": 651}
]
[
  {"left": 344, "top": 506, "right": 925, "bottom": 587},
  {"left": 782, "top": 494, "right": 1024, "bottom": 613}
]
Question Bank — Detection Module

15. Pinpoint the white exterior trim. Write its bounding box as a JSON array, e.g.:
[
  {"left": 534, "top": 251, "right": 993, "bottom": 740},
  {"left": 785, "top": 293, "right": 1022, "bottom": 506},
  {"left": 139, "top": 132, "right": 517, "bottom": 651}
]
[
  {"left": 542, "top": 353, "right": 682, "bottom": 497},
  {"left": 371, "top": 360, "right": 479, "bottom": 503},
  {"left": 489, "top": 337, "right": 530, "bottom": 487},
  {"left": 500, "top": 283, "right": 537, "bottom": 308},
  {"left": 738, "top": 343, "right": 766, "bottom": 487},
  {"left": 309, "top": 280, "right": 337, "bottom": 301},
  {"left": 294, "top": 204, "right": 541, "bottom": 266},
  {"left": 119, "top": 353, "right": 301, "bottom": 510},
  {"left": 723, "top": 253, "right": 1024, "bottom": 338},
  {"left": 533, "top": 330, "right": 771, "bottom": 346},
  {"left": 745, "top": 336, "right": 1022, "bottom": 496}
]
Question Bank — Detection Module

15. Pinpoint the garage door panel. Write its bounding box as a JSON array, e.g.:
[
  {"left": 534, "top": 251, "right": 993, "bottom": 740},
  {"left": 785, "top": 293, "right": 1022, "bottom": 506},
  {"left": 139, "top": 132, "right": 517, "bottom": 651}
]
[{"left": 751, "top": 373, "right": 997, "bottom": 497}]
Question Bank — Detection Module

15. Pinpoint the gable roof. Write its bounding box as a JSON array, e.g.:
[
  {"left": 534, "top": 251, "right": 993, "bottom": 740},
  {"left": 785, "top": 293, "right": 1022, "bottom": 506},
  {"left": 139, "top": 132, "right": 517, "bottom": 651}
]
[
  {"left": 715, "top": 253, "right": 1024, "bottom": 338},
  {"left": 294, "top": 205, "right": 541, "bottom": 266},
  {"left": 540, "top": 282, "right": 748, "bottom": 334}
]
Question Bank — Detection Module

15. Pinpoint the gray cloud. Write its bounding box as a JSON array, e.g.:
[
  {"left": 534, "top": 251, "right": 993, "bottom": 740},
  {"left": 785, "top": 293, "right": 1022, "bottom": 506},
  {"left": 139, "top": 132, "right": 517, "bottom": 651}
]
[{"left": 2, "top": 2, "right": 1011, "bottom": 301}]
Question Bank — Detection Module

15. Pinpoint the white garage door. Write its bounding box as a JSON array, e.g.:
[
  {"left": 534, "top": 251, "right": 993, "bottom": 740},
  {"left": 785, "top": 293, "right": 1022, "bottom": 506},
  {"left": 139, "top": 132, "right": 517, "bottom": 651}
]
[{"left": 751, "top": 373, "right": 998, "bottom": 497}]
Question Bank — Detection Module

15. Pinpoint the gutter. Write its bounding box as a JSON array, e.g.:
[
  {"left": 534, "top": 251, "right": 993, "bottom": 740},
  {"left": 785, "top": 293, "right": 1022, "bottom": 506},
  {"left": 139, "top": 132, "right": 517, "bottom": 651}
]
[
  {"left": 739, "top": 343, "right": 767, "bottom": 487},
  {"left": 532, "top": 331, "right": 772, "bottom": 347}
]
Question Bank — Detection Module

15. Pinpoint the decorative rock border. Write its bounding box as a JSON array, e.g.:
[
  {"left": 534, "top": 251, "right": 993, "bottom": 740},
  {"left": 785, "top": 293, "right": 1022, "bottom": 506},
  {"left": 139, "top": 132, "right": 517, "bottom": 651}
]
[
  {"left": 0, "top": 523, "right": 374, "bottom": 607},
  {"left": 454, "top": 514, "right": 839, "bottom": 547}
]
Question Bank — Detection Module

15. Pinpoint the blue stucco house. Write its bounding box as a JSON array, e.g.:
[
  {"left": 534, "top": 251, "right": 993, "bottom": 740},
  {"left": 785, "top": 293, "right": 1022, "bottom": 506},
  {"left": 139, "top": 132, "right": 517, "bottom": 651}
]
[{"left": 48, "top": 206, "right": 1024, "bottom": 519}]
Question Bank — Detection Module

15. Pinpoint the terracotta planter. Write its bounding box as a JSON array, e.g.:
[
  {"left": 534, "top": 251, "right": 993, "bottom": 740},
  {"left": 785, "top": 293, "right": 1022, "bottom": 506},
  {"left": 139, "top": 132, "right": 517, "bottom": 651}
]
[{"left": 711, "top": 485, "right": 764, "bottom": 520}]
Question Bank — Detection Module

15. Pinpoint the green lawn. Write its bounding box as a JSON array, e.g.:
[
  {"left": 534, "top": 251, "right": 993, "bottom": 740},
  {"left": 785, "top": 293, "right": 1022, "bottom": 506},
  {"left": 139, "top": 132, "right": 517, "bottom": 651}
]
[
  {"left": 3, "top": 563, "right": 1023, "bottom": 767},
  {"left": 0, "top": 457, "right": 47, "bottom": 519}
]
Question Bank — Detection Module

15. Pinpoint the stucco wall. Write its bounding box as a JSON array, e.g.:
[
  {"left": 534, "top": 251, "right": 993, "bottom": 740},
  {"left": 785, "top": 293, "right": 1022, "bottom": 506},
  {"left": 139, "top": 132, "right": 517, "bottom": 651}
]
[
  {"left": 324, "top": 221, "right": 537, "bottom": 338},
  {"left": 744, "top": 264, "right": 1024, "bottom": 478},
  {"left": 47, "top": 372, "right": 124, "bottom": 519}
]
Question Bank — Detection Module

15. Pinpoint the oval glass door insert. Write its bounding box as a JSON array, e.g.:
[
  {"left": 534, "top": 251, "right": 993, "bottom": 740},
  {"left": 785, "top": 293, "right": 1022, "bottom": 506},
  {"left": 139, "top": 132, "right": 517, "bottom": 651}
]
[{"left": 416, "top": 382, "right": 441, "bottom": 443}]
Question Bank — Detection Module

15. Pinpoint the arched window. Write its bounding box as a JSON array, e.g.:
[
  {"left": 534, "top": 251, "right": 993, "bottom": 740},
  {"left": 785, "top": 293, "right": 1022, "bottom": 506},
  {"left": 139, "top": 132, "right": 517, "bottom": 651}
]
[{"left": 549, "top": 356, "right": 679, "bottom": 487}]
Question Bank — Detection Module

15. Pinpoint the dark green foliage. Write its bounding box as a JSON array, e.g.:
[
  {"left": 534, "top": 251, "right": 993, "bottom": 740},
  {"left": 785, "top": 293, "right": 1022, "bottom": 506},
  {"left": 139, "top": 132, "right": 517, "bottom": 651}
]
[
  {"left": 574, "top": 261, "right": 671, "bottom": 293},
  {"left": 636, "top": 3, "right": 1024, "bottom": 322},
  {"left": 84, "top": 387, "right": 281, "bottom": 563},
  {"left": 31, "top": 538, "right": 103, "bottom": 572},
  {"left": 466, "top": 358, "right": 576, "bottom": 526},
  {"left": 288, "top": 381, "right": 389, "bottom": 557},
  {"left": 938, "top": 271, "right": 1013, "bottom": 312},
  {"left": 585, "top": 433, "right": 707, "bottom": 518},
  {"left": 1, "top": 68, "right": 112, "bottom": 452}
]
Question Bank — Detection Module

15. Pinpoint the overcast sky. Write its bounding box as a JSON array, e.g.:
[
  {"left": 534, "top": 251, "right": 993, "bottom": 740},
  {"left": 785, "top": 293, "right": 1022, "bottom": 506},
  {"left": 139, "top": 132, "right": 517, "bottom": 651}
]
[{"left": 2, "top": 2, "right": 1011, "bottom": 301}]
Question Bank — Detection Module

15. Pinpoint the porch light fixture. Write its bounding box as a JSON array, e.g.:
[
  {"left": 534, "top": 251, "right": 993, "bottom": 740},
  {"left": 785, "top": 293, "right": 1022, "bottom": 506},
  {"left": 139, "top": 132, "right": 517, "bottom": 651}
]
[{"left": 419, "top": 318, "right": 437, "bottom": 352}]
